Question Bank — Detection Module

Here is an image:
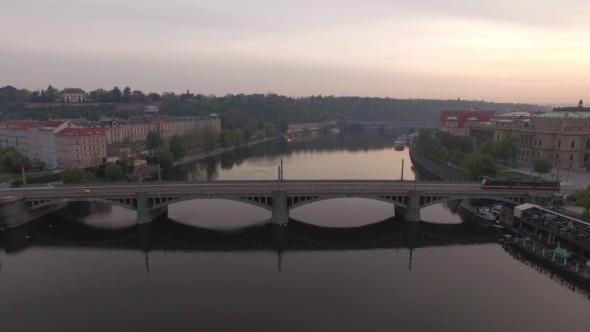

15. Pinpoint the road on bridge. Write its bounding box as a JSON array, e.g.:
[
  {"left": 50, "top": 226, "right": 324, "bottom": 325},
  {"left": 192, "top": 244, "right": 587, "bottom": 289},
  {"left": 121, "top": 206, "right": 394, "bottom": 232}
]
[{"left": 2, "top": 180, "right": 520, "bottom": 197}]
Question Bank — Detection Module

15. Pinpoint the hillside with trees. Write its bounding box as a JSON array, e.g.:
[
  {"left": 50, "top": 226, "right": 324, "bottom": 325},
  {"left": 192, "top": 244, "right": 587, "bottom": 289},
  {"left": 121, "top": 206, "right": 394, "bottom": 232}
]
[{"left": 1, "top": 85, "right": 541, "bottom": 125}]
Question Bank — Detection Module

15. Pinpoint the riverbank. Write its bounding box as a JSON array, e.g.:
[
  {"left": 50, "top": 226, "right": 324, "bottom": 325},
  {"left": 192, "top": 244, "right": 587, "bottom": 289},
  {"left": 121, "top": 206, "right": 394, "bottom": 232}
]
[
  {"left": 133, "top": 136, "right": 281, "bottom": 181},
  {"left": 409, "top": 145, "right": 469, "bottom": 181}
]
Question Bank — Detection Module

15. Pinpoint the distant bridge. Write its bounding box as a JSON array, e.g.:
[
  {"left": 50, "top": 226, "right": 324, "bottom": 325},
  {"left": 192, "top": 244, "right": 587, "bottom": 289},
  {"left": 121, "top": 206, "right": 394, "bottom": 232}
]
[
  {"left": 0, "top": 180, "right": 552, "bottom": 228},
  {"left": 346, "top": 121, "right": 437, "bottom": 128}
]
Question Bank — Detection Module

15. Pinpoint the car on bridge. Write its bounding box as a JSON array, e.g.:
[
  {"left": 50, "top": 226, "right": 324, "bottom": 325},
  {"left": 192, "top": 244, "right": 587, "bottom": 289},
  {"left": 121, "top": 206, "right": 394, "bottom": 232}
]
[{"left": 76, "top": 189, "right": 91, "bottom": 194}]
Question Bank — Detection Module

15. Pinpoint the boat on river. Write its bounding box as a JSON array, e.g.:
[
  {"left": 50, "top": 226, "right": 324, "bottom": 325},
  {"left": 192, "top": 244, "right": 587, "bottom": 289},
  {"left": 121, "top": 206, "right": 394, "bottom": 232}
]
[
  {"left": 394, "top": 135, "right": 409, "bottom": 151},
  {"left": 460, "top": 199, "right": 501, "bottom": 224}
]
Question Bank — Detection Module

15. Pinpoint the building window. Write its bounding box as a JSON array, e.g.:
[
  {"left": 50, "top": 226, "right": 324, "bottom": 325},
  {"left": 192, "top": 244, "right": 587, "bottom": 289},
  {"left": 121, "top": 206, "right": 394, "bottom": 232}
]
[
  {"left": 556, "top": 154, "right": 559, "bottom": 160},
  {"left": 537, "top": 152, "right": 540, "bottom": 157},
  {"left": 539, "top": 139, "right": 542, "bottom": 146},
  {"left": 534, "top": 139, "right": 537, "bottom": 146},
  {"left": 558, "top": 140, "right": 561, "bottom": 148},
  {"left": 527, "top": 151, "right": 529, "bottom": 156},
  {"left": 570, "top": 154, "right": 574, "bottom": 161},
  {"left": 571, "top": 141, "right": 575, "bottom": 149}
]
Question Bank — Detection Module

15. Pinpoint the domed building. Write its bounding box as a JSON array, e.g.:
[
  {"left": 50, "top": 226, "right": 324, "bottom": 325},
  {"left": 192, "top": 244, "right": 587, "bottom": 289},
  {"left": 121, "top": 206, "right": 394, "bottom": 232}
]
[
  {"left": 144, "top": 105, "right": 159, "bottom": 118},
  {"left": 438, "top": 110, "right": 495, "bottom": 137}
]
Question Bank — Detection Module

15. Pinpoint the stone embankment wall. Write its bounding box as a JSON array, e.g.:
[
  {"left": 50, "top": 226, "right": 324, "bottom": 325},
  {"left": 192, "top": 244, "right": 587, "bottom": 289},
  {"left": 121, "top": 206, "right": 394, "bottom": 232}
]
[
  {"left": 0, "top": 196, "right": 65, "bottom": 229},
  {"left": 409, "top": 146, "right": 469, "bottom": 181}
]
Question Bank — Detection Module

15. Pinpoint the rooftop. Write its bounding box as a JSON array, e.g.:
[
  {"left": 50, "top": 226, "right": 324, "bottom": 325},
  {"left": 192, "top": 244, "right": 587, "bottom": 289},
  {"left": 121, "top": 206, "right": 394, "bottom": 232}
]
[
  {"left": 60, "top": 88, "right": 85, "bottom": 94},
  {"left": 56, "top": 127, "right": 105, "bottom": 136},
  {"left": 536, "top": 109, "right": 590, "bottom": 119}
]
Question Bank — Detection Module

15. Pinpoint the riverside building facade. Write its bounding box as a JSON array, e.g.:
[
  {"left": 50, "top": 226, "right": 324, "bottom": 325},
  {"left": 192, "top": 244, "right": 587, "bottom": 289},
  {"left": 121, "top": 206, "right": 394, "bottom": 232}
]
[
  {"left": 454, "top": 100, "right": 590, "bottom": 168},
  {"left": 56, "top": 128, "right": 107, "bottom": 168},
  {"left": 103, "top": 106, "right": 221, "bottom": 144}
]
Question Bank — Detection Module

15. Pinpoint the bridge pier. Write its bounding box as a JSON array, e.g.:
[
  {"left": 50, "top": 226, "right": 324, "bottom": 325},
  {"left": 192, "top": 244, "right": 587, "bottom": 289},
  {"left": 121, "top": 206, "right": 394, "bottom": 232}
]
[
  {"left": 136, "top": 192, "right": 168, "bottom": 224},
  {"left": 271, "top": 191, "right": 289, "bottom": 225},
  {"left": 525, "top": 192, "right": 551, "bottom": 206},
  {"left": 0, "top": 196, "right": 65, "bottom": 229},
  {"left": 395, "top": 190, "right": 421, "bottom": 222}
]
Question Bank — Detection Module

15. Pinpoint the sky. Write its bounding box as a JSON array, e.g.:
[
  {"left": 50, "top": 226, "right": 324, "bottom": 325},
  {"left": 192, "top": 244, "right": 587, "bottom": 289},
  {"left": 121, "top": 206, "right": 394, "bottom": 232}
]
[{"left": 1, "top": 0, "right": 590, "bottom": 103}]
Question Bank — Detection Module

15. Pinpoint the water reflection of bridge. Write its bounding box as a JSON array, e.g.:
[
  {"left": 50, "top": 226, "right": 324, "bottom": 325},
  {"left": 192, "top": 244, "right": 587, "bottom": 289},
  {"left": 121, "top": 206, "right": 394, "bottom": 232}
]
[{"left": 1, "top": 213, "right": 497, "bottom": 254}]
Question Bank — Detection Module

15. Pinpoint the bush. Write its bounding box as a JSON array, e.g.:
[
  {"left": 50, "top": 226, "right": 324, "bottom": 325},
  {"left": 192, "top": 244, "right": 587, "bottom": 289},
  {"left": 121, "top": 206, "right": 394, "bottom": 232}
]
[
  {"left": 157, "top": 150, "right": 174, "bottom": 169},
  {"left": 104, "top": 163, "right": 123, "bottom": 181},
  {"left": 62, "top": 168, "right": 87, "bottom": 184}
]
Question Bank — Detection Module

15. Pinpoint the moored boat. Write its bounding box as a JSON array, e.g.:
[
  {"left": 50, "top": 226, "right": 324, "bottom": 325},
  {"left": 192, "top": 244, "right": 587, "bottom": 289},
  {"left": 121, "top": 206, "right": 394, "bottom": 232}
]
[{"left": 459, "top": 199, "right": 500, "bottom": 224}]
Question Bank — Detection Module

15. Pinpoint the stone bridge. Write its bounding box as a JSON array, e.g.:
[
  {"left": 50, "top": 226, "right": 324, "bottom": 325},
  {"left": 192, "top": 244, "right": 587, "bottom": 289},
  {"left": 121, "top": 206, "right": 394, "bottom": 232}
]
[{"left": 0, "top": 180, "right": 552, "bottom": 228}]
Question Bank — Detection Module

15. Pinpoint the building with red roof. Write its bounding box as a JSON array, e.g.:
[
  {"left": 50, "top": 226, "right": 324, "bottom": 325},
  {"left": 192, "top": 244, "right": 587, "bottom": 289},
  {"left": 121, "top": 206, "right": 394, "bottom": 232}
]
[
  {"left": 0, "top": 120, "right": 46, "bottom": 157},
  {"left": 56, "top": 127, "right": 106, "bottom": 168},
  {"left": 439, "top": 109, "right": 495, "bottom": 136}
]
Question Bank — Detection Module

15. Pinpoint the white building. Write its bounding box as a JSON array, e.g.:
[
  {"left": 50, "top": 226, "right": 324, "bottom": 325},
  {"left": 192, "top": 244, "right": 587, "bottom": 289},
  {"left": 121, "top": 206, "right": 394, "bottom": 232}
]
[
  {"left": 58, "top": 88, "right": 87, "bottom": 103},
  {"left": 39, "top": 121, "right": 70, "bottom": 168},
  {"left": 5, "top": 122, "right": 32, "bottom": 157}
]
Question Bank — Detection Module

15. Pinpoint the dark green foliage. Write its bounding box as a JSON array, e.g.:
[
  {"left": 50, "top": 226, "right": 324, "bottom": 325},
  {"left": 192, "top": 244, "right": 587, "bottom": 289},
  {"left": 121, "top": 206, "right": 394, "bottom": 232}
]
[
  {"left": 35, "top": 160, "right": 47, "bottom": 171},
  {"left": 157, "top": 150, "right": 174, "bottom": 169},
  {"left": 12, "top": 172, "right": 63, "bottom": 187},
  {"left": 263, "top": 122, "right": 275, "bottom": 137},
  {"left": 0, "top": 104, "right": 136, "bottom": 121},
  {"left": 62, "top": 168, "right": 87, "bottom": 184},
  {"left": 277, "top": 118, "right": 289, "bottom": 132},
  {"left": 463, "top": 152, "right": 499, "bottom": 180},
  {"left": 152, "top": 93, "right": 537, "bottom": 124},
  {"left": 104, "top": 163, "right": 123, "bottom": 181},
  {"left": 0, "top": 147, "right": 29, "bottom": 172},
  {"left": 169, "top": 135, "right": 187, "bottom": 160},
  {"left": 146, "top": 131, "right": 165, "bottom": 150},
  {"left": 231, "top": 129, "right": 245, "bottom": 147},
  {"left": 532, "top": 158, "right": 552, "bottom": 175},
  {"left": 122, "top": 87, "right": 131, "bottom": 102}
]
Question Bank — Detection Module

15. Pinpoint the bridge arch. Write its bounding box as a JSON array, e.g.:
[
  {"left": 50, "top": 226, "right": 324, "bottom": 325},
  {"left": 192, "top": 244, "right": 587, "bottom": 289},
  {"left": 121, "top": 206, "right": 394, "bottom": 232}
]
[
  {"left": 287, "top": 194, "right": 409, "bottom": 211},
  {"left": 148, "top": 195, "right": 273, "bottom": 211}
]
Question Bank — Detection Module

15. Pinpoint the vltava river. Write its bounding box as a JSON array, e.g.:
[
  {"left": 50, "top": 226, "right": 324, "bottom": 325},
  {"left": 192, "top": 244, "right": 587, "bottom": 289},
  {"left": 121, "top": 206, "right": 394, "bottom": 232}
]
[{"left": 1, "top": 131, "right": 590, "bottom": 331}]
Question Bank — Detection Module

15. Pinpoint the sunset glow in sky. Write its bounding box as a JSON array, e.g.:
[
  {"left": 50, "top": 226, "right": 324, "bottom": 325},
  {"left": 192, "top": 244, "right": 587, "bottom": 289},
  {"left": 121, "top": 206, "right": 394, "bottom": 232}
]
[{"left": 1, "top": 0, "right": 589, "bottom": 103}]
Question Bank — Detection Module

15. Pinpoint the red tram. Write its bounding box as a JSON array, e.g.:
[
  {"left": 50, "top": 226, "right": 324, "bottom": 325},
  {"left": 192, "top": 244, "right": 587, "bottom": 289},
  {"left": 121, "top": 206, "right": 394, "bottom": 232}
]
[{"left": 481, "top": 178, "right": 560, "bottom": 190}]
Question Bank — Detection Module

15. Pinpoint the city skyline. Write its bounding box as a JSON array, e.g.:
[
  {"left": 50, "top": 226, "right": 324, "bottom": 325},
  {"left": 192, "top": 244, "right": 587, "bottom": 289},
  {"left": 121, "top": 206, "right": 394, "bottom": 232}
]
[{"left": 1, "top": 0, "right": 589, "bottom": 104}]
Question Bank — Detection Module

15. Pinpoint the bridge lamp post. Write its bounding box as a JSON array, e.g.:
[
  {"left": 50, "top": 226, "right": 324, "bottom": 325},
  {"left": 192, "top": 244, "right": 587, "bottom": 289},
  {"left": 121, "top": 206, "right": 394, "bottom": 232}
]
[
  {"left": 401, "top": 159, "right": 404, "bottom": 181},
  {"left": 21, "top": 165, "right": 26, "bottom": 186}
]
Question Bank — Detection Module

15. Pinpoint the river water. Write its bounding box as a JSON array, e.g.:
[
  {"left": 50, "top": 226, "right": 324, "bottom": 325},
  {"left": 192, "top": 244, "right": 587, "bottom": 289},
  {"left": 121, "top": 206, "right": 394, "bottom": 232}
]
[{"left": 1, "top": 131, "right": 590, "bottom": 331}]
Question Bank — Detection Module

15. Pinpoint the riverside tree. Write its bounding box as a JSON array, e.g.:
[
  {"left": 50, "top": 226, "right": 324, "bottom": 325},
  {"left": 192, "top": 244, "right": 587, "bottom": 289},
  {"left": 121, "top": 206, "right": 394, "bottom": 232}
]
[
  {"left": 169, "top": 135, "right": 187, "bottom": 160},
  {"left": 463, "top": 152, "right": 499, "bottom": 180},
  {"left": 62, "top": 167, "right": 87, "bottom": 184},
  {"left": 157, "top": 150, "right": 174, "bottom": 169},
  {"left": 146, "top": 131, "right": 165, "bottom": 150},
  {"left": 573, "top": 186, "right": 590, "bottom": 220},
  {"left": 532, "top": 158, "right": 552, "bottom": 176},
  {"left": 105, "top": 163, "right": 123, "bottom": 181},
  {"left": 263, "top": 122, "right": 275, "bottom": 137}
]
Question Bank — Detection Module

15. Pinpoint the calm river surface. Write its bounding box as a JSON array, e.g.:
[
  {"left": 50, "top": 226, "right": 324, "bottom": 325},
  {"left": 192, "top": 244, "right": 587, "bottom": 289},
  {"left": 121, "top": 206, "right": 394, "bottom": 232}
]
[{"left": 2, "top": 131, "right": 590, "bottom": 331}]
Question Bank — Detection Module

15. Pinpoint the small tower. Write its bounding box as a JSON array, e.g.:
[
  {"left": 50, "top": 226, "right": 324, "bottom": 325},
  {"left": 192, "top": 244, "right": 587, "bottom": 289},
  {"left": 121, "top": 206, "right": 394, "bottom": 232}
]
[{"left": 579, "top": 98, "right": 583, "bottom": 108}]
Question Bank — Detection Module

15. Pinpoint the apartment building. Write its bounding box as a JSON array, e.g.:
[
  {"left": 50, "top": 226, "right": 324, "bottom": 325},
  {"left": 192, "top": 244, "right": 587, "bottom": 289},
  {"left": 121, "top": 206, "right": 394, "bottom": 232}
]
[{"left": 56, "top": 128, "right": 107, "bottom": 168}]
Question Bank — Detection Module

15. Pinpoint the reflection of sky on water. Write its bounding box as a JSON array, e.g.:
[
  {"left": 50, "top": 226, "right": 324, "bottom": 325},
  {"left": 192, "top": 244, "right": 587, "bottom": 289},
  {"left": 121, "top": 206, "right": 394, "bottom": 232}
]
[
  {"left": 289, "top": 198, "right": 399, "bottom": 227},
  {"left": 167, "top": 200, "right": 270, "bottom": 229},
  {"left": 80, "top": 206, "right": 137, "bottom": 229},
  {"left": 421, "top": 203, "right": 462, "bottom": 225},
  {"left": 214, "top": 147, "right": 416, "bottom": 181}
]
